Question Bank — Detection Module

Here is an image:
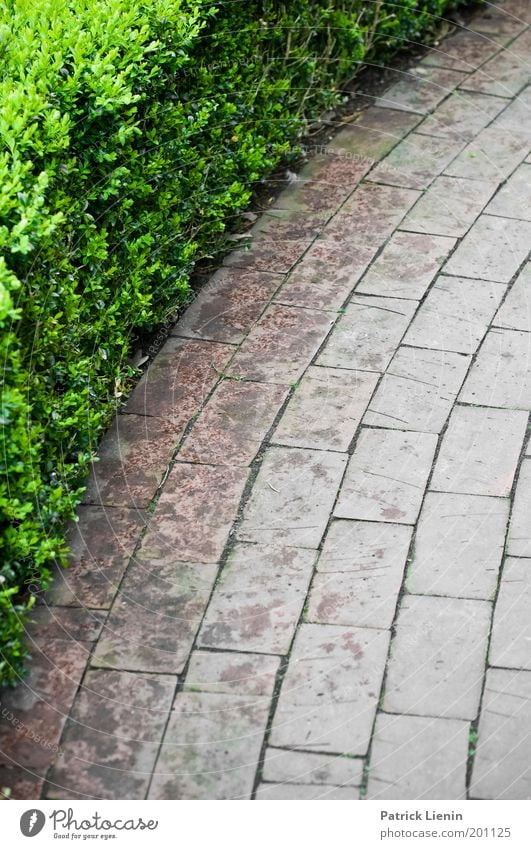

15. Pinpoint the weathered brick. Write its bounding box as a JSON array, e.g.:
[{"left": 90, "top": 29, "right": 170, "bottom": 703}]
[
  {"left": 270, "top": 624, "right": 389, "bottom": 754},
  {"left": 400, "top": 176, "right": 497, "bottom": 237},
  {"left": 407, "top": 492, "right": 509, "bottom": 599},
  {"left": 374, "top": 68, "right": 467, "bottom": 113},
  {"left": 367, "top": 713, "right": 469, "bottom": 799},
  {"left": 327, "top": 106, "right": 420, "bottom": 160},
  {"left": 443, "top": 215, "right": 531, "bottom": 282},
  {"left": 363, "top": 346, "right": 470, "bottom": 433},
  {"left": 486, "top": 163, "right": 531, "bottom": 221},
  {"left": 369, "top": 133, "right": 464, "bottom": 189},
  {"left": 445, "top": 125, "right": 530, "bottom": 183},
  {"left": 255, "top": 783, "right": 359, "bottom": 800},
  {"left": 420, "top": 29, "right": 510, "bottom": 72},
  {"left": 223, "top": 237, "right": 314, "bottom": 274},
  {"left": 468, "top": 4, "right": 527, "bottom": 35},
  {"left": 322, "top": 183, "right": 420, "bottom": 245},
  {"left": 335, "top": 429, "right": 437, "bottom": 524},
  {"left": 0, "top": 767, "right": 43, "bottom": 801},
  {"left": 26, "top": 606, "right": 105, "bottom": 643},
  {"left": 431, "top": 405, "right": 527, "bottom": 497},
  {"left": 507, "top": 459, "right": 531, "bottom": 557},
  {"left": 237, "top": 446, "right": 347, "bottom": 549},
  {"left": 459, "top": 329, "right": 531, "bottom": 409},
  {"left": 417, "top": 91, "right": 507, "bottom": 140},
  {"left": 494, "top": 261, "right": 531, "bottom": 331},
  {"left": 183, "top": 649, "right": 280, "bottom": 697},
  {"left": 273, "top": 366, "right": 379, "bottom": 451},
  {"left": 384, "top": 595, "right": 491, "bottom": 719},
  {"left": 460, "top": 28, "right": 531, "bottom": 97},
  {"left": 262, "top": 747, "right": 363, "bottom": 786},
  {"left": 490, "top": 557, "right": 531, "bottom": 669}
]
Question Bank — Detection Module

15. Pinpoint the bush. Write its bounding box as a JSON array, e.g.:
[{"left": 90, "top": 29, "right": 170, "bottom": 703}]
[{"left": 0, "top": 0, "right": 473, "bottom": 686}]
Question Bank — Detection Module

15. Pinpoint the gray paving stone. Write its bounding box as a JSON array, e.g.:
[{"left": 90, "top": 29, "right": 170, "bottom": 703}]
[
  {"left": 335, "top": 428, "right": 437, "bottom": 524},
  {"left": 366, "top": 713, "right": 469, "bottom": 800},
  {"left": 237, "top": 446, "right": 347, "bottom": 548},
  {"left": 363, "top": 347, "right": 470, "bottom": 434},
  {"left": 407, "top": 492, "right": 509, "bottom": 600},
  {"left": 459, "top": 329, "right": 531, "bottom": 409},
  {"left": 431, "top": 405, "right": 527, "bottom": 497},
  {"left": 273, "top": 366, "right": 379, "bottom": 451},
  {"left": 400, "top": 176, "right": 497, "bottom": 237},
  {"left": 494, "top": 261, "right": 531, "bottom": 331},
  {"left": 374, "top": 67, "right": 467, "bottom": 113},
  {"left": 417, "top": 91, "right": 507, "bottom": 141},
  {"left": 490, "top": 557, "right": 531, "bottom": 669},
  {"left": 306, "top": 520, "right": 412, "bottom": 628},
  {"left": 316, "top": 295, "right": 417, "bottom": 372},
  {"left": 369, "top": 133, "right": 465, "bottom": 189},
  {"left": 270, "top": 623, "right": 389, "bottom": 754},
  {"left": 255, "top": 783, "right": 359, "bottom": 800},
  {"left": 491, "top": 83, "right": 531, "bottom": 132},
  {"left": 486, "top": 163, "right": 531, "bottom": 221},
  {"left": 183, "top": 649, "right": 280, "bottom": 697},
  {"left": 150, "top": 651, "right": 279, "bottom": 800},
  {"left": 355, "top": 232, "right": 456, "bottom": 300},
  {"left": 460, "top": 28, "right": 531, "bottom": 98},
  {"left": 443, "top": 215, "right": 531, "bottom": 283},
  {"left": 262, "top": 748, "right": 363, "bottom": 786},
  {"left": 326, "top": 106, "right": 421, "bottom": 161},
  {"left": 445, "top": 125, "right": 530, "bottom": 183},
  {"left": 322, "top": 183, "right": 420, "bottom": 245},
  {"left": 507, "top": 459, "right": 531, "bottom": 558},
  {"left": 471, "top": 668, "right": 531, "bottom": 799},
  {"left": 420, "top": 29, "right": 510, "bottom": 73},
  {"left": 403, "top": 275, "right": 506, "bottom": 354},
  {"left": 198, "top": 544, "right": 316, "bottom": 655},
  {"left": 383, "top": 595, "right": 491, "bottom": 719},
  {"left": 469, "top": 3, "right": 528, "bottom": 35}
]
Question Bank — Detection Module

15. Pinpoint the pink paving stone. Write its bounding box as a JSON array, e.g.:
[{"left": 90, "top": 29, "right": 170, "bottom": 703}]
[
  {"left": 468, "top": 4, "right": 528, "bottom": 35},
  {"left": 420, "top": 29, "right": 511, "bottom": 73},
  {"left": 226, "top": 303, "right": 334, "bottom": 385},
  {"left": 445, "top": 125, "right": 530, "bottom": 183},
  {"left": 355, "top": 231, "right": 456, "bottom": 300},
  {"left": 416, "top": 91, "right": 507, "bottom": 141},
  {"left": 139, "top": 463, "right": 248, "bottom": 564},
  {"left": 237, "top": 446, "right": 347, "bottom": 549},
  {"left": 0, "top": 767, "right": 43, "bottom": 801},
  {"left": 250, "top": 207, "right": 330, "bottom": 241},
  {"left": 172, "top": 268, "right": 283, "bottom": 344},
  {"left": 460, "top": 28, "right": 531, "bottom": 98},
  {"left": 124, "top": 337, "right": 234, "bottom": 424},
  {"left": 183, "top": 649, "right": 280, "bottom": 697},
  {"left": 400, "top": 175, "right": 497, "bottom": 237},
  {"left": 373, "top": 67, "right": 467, "bottom": 114},
  {"left": 45, "top": 506, "right": 145, "bottom": 609},
  {"left": 368, "top": 132, "right": 465, "bottom": 190},
  {"left": 44, "top": 669, "right": 175, "bottom": 800},
  {"left": 198, "top": 543, "right": 316, "bottom": 655},
  {"left": 26, "top": 607, "right": 105, "bottom": 643},
  {"left": 334, "top": 429, "right": 438, "bottom": 525},
  {"left": 327, "top": 106, "right": 421, "bottom": 161},
  {"left": 443, "top": 215, "right": 531, "bottom": 282},
  {"left": 274, "top": 239, "right": 377, "bottom": 311},
  {"left": 91, "top": 557, "right": 217, "bottom": 674},
  {"left": 83, "top": 414, "right": 179, "bottom": 508},
  {"left": 223, "top": 236, "right": 314, "bottom": 274},
  {"left": 180, "top": 380, "right": 287, "bottom": 466},
  {"left": 273, "top": 366, "right": 379, "bottom": 452},
  {"left": 273, "top": 152, "right": 373, "bottom": 215},
  {"left": 316, "top": 295, "right": 417, "bottom": 372},
  {"left": 322, "top": 183, "right": 420, "bottom": 245},
  {"left": 270, "top": 623, "right": 390, "bottom": 755}
]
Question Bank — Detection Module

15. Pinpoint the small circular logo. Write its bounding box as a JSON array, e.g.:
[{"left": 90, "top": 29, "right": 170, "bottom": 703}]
[{"left": 20, "top": 810, "right": 46, "bottom": 837}]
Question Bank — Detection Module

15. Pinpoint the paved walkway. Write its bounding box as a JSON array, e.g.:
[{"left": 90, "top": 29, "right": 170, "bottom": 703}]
[{"left": 2, "top": 0, "right": 531, "bottom": 801}]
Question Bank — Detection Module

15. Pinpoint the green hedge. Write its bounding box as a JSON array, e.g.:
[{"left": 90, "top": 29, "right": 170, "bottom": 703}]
[{"left": 0, "top": 0, "right": 472, "bottom": 686}]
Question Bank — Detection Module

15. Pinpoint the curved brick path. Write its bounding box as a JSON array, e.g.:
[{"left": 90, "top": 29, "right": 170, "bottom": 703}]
[{"left": 2, "top": 0, "right": 531, "bottom": 801}]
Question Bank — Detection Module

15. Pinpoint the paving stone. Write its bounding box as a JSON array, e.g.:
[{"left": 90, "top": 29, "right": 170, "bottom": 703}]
[
  {"left": 306, "top": 520, "right": 412, "bottom": 629},
  {"left": 0, "top": 767, "right": 44, "bottom": 801},
  {"left": 369, "top": 132, "right": 465, "bottom": 189},
  {"left": 335, "top": 428, "right": 437, "bottom": 524},
  {"left": 374, "top": 67, "right": 467, "bottom": 113},
  {"left": 140, "top": 463, "right": 248, "bottom": 564},
  {"left": 273, "top": 153, "right": 373, "bottom": 215},
  {"left": 237, "top": 446, "right": 347, "bottom": 549},
  {"left": 26, "top": 606, "right": 105, "bottom": 643},
  {"left": 469, "top": 4, "right": 528, "bottom": 35},
  {"left": 274, "top": 240, "right": 377, "bottom": 310},
  {"left": 507, "top": 459, "right": 531, "bottom": 557},
  {"left": 443, "top": 215, "right": 531, "bottom": 282},
  {"left": 471, "top": 668, "right": 531, "bottom": 799},
  {"left": 420, "top": 29, "right": 510, "bottom": 72},
  {"left": 327, "top": 106, "right": 421, "bottom": 161},
  {"left": 45, "top": 670, "right": 175, "bottom": 800},
  {"left": 404, "top": 275, "right": 506, "bottom": 353},
  {"left": 173, "top": 268, "right": 283, "bottom": 344},
  {"left": 223, "top": 237, "right": 314, "bottom": 274},
  {"left": 183, "top": 649, "right": 280, "bottom": 697},
  {"left": 407, "top": 492, "right": 509, "bottom": 599},
  {"left": 491, "top": 83, "right": 531, "bottom": 132},
  {"left": 198, "top": 544, "right": 316, "bottom": 655},
  {"left": 270, "top": 624, "right": 389, "bottom": 755},
  {"left": 273, "top": 366, "right": 379, "bottom": 452},
  {"left": 459, "top": 329, "right": 531, "bottom": 409},
  {"left": 226, "top": 303, "right": 334, "bottom": 384},
  {"left": 383, "top": 595, "right": 491, "bottom": 719},
  {"left": 417, "top": 91, "right": 507, "bottom": 141},
  {"left": 124, "top": 337, "right": 234, "bottom": 425},
  {"left": 262, "top": 748, "right": 363, "bottom": 786},
  {"left": 355, "top": 232, "right": 456, "bottom": 300},
  {"left": 431, "top": 405, "right": 527, "bottom": 497},
  {"left": 400, "top": 176, "right": 497, "bottom": 237},
  {"left": 83, "top": 414, "right": 178, "bottom": 508},
  {"left": 492, "top": 0, "right": 531, "bottom": 25},
  {"left": 490, "top": 557, "right": 531, "bottom": 669},
  {"left": 494, "top": 261, "right": 531, "bottom": 331},
  {"left": 180, "top": 381, "right": 287, "bottom": 466},
  {"left": 255, "top": 783, "right": 359, "bottom": 800},
  {"left": 366, "top": 713, "right": 469, "bottom": 800},
  {"left": 149, "top": 652, "right": 279, "bottom": 800},
  {"left": 92, "top": 556, "right": 217, "bottom": 674},
  {"left": 46, "top": 506, "right": 145, "bottom": 609},
  {"left": 445, "top": 125, "right": 530, "bottom": 182},
  {"left": 316, "top": 295, "right": 417, "bottom": 372},
  {"left": 250, "top": 207, "right": 329, "bottom": 242},
  {"left": 322, "top": 183, "right": 420, "bottom": 245},
  {"left": 486, "top": 163, "right": 531, "bottom": 220},
  {"left": 363, "top": 347, "right": 470, "bottom": 434},
  {"left": 460, "top": 29, "right": 531, "bottom": 97}
]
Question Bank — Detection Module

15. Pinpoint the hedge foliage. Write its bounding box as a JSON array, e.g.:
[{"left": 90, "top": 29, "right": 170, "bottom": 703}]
[{"left": 0, "top": 0, "right": 473, "bottom": 686}]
